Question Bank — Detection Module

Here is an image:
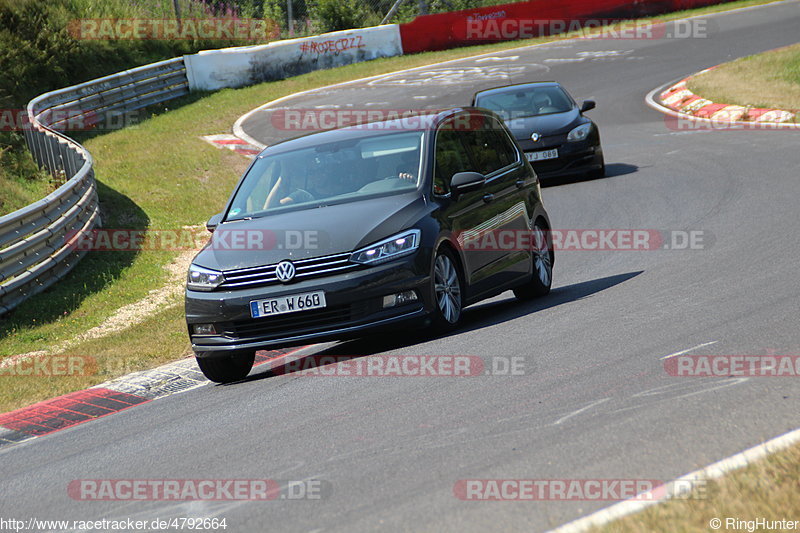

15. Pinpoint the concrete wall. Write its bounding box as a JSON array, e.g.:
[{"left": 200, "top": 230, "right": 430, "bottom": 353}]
[{"left": 185, "top": 25, "right": 403, "bottom": 91}]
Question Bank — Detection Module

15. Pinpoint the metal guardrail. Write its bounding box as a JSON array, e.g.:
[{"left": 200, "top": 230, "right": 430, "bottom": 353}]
[{"left": 0, "top": 57, "right": 189, "bottom": 315}]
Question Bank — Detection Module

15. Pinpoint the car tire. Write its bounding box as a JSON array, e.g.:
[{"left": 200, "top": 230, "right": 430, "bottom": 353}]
[
  {"left": 513, "top": 220, "right": 553, "bottom": 300},
  {"left": 196, "top": 350, "right": 255, "bottom": 383},
  {"left": 430, "top": 247, "right": 464, "bottom": 331}
]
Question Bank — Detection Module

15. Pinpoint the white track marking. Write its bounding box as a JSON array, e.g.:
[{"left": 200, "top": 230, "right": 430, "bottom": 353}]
[
  {"left": 367, "top": 65, "right": 531, "bottom": 86},
  {"left": 553, "top": 398, "right": 610, "bottom": 425},
  {"left": 547, "top": 423, "right": 800, "bottom": 533},
  {"left": 660, "top": 340, "right": 718, "bottom": 360},
  {"left": 234, "top": 0, "right": 797, "bottom": 148},
  {"left": 544, "top": 58, "right": 586, "bottom": 63},
  {"left": 610, "top": 378, "right": 748, "bottom": 414},
  {"left": 475, "top": 55, "right": 519, "bottom": 62}
]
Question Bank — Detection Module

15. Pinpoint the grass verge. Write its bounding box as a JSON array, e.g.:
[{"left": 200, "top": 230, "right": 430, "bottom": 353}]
[
  {"left": 0, "top": 165, "right": 53, "bottom": 216},
  {"left": 594, "top": 440, "right": 800, "bottom": 533},
  {"left": 688, "top": 42, "right": 800, "bottom": 113},
  {"left": 0, "top": 134, "right": 58, "bottom": 216},
  {"left": 0, "top": 0, "right": 780, "bottom": 413}
]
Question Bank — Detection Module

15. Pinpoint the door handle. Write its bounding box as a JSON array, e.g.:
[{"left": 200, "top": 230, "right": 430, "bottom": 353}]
[
  {"left": 482, "top": 193, "right": 494, "bottom": 203},
  {"left": 515, "top": 179, "right": 526, "bottom": 189}
]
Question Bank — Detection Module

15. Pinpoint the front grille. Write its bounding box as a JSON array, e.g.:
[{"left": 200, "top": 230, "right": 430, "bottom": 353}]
[
  {"left": 530, "top": 158, "right": 568, "bottom": 173},
  {"left": 517, "top": 135, "right": 564, "bottom": 152},
  {"left": 221, "top": 300, "right": 374, "bottom": 341},
  {"left": 219, "top": 252, "right": 360, "bottom": 289}
]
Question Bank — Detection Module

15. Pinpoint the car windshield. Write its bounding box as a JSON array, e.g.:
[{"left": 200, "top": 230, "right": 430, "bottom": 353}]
[
  {"left": 476, "top": 86, "right": 574, "bottom": 119},
  {"left": 225, "top": 131, "right": 424, "bottom": 220}
]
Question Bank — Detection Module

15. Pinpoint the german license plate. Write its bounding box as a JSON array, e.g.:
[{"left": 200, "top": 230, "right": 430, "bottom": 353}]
[
  {"left": 527, "top": 149, "right": 558, "bottom": 162},
  {"left": 250, "top": 291, "right": 326, "bottom": 318}
]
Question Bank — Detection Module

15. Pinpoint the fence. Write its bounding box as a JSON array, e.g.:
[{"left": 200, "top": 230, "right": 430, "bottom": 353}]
[{"left": 0, "top": 58, "right": 190, "bottom": 315}]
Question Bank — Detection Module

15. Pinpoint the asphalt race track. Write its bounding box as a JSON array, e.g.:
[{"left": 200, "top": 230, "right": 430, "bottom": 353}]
[{"left": 3, "top": 2, "right": 800, "bottom": 531}]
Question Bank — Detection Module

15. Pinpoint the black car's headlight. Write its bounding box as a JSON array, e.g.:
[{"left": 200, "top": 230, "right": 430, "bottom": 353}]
[
  {"left": 566, "top": 123, "right": 592, "bottom": 142},
  {"left": 187, "top": 264, "right": 225, "bottom": 291},
  {"left": 350, "top": 230, "right": 421, "bottom": 265}
]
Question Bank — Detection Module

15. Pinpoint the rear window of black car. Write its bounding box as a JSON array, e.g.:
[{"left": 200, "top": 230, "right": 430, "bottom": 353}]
[{"left": 476, "top": 85, "right": 574, "bottom": 119}]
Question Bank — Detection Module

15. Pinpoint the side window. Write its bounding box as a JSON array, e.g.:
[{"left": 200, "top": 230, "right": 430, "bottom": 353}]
[
  {"left": 463, "top": 128, "right": 503, "bottom": 175},
  {"left": 433, "top": 125, "right": 470, "bottom": 195},
  {"left": 490, "top": 118, "right": 520, "bottom": 168},
  {"left": 461, "top": 117, "right": 518, "bottom": 176}
]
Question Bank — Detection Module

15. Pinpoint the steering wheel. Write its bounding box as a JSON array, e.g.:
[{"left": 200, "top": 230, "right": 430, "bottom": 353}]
[{"left": 287, "top": 188, "right": 316, "bottom": 202}]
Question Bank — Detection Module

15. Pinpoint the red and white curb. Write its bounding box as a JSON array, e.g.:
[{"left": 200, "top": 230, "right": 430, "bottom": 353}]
[
  {"left": 0, "top": 347, "right": 308, "bottom": 450},
  {"left": 654, "top": 66, "right": 798, "bottom": 128},
  {"left": 201, "top": 133, "right": 262, "bottom": 158}
]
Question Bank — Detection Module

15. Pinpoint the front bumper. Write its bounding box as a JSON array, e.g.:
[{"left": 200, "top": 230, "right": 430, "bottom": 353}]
[
  {"left": 518, "top": 137, "right": 603, "bottom": 180},
  {"left": 186, "top": 253, "right": 433, "bottom": 354}
]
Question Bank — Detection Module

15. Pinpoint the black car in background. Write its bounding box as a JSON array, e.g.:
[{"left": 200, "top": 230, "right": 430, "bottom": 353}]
[
  {"left": 186, "top": 108, "right": 553, "bottom": 383},
  {"left": 472, "top": 82, "right": 604, "bottom": 180}
]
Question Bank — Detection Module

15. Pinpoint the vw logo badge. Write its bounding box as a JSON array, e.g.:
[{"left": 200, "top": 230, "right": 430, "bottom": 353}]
[
  {"left": 531, "top": 132, "right": 541, "bottom": 142},
  {"left": 275, "top": 260, "right": 296, "bottom": 283}
]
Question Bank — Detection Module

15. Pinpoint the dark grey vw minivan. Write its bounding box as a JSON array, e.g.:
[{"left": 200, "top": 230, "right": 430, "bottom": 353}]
[{"left": 186, "top": 108, "right": 554, "bottom": 382}]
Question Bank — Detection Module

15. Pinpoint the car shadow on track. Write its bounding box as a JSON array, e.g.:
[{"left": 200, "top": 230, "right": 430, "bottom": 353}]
[
  {"left": 244, "top": 271, "right": 642, "bottom": 382},
  {"left": 542, "top": 162, "right": 639, "bottom": 187},
  {"left": 604, "top": 163, "right": 639, "bottom": 178}
]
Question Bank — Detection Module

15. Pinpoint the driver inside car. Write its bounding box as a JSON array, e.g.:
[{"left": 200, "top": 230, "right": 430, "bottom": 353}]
[
  {"left": 395, "top": 150, "right": 419, "bottom": 182},
  {"left": 263, "top": 159, "right": 315, "bottom": 208},
  {"left": 533, "top": 92, "right": 558, "bottom": 114}
]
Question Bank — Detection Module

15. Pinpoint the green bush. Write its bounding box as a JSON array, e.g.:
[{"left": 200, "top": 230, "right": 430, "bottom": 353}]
[
  {"left": 0, "top": 131, "right": 52, "bottom": 215},
  {"left": 310, "top": 0, "right": 370, "bottom": 33},
  {"left": 0, "top": 0, "right": 275, "bottom": 109},
  {"left": 0, "top": 0, "right": 281, "bottom": 215}
]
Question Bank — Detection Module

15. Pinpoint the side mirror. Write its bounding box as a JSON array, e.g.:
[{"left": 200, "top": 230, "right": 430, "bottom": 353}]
[
  {"left": 206, "top": 213, "right": 223, "bottom": 233},
  {"left": 450, "top": 171, "right": 486, "bottom": 193},
  {"left": 580, "top": 100, "right": 596, "bottom": 113}
]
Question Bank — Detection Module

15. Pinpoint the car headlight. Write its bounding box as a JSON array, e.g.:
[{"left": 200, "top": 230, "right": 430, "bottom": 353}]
[
  {"left": 567, "top": 123, "right": 592, "bottom": 142},
  {"left": 187, "top": 264, "right": 225, "bottom": 291},
  {"left": 350, "top": 229, "right": 421, "bottom": 265}
]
